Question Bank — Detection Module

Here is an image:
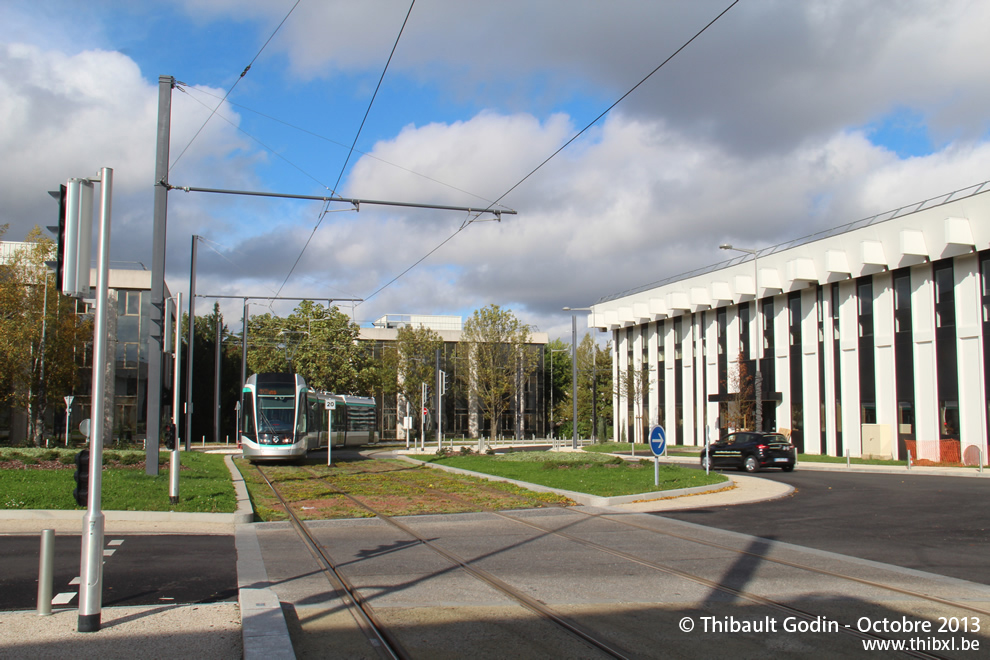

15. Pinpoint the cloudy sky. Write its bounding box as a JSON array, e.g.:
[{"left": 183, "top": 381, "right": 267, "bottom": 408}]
[{"left": 3, "top": 0, "right": 989, "bottom": 341}]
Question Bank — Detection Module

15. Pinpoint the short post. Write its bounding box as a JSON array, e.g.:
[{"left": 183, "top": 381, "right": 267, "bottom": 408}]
[
  {"left": 169, "top": 451, "right": 180, "bottom": 504},
  {"left": 846, "top": 448, "right": 850, "bottom": 468},
  {"left": 37, "top": 529, "right": 54, "bottom": 616},
  {"left": 907, "top": 450, "right": 912, "bottom": 470}
]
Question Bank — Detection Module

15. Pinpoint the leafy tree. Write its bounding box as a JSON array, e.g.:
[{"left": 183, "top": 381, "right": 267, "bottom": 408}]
[
  {"left": 460, "top": 304, "right": 535, "bottom": 442},
  {"left": 0, "top": 226, "right": 89, "bottom": 445},
  {"left": 558, "top": 334, "right": 613, "bottom": 442},
  {"left": 724, "top": 352, "right": 755, "bottom": 431},
  {"left": 180, "top": 302, "right": 241, "bottom": 443},
  {"left": 246, "top": 301, "right": 362, "bottom": 394},
  {"left": 395, "top": 324, "right": 443, "bottom": 432},
  {"left": 543, "top": 337, "right": 571, "bottom": 438},
  {"left": 614, "top": 345, "right": 653, "bottom": 444}
]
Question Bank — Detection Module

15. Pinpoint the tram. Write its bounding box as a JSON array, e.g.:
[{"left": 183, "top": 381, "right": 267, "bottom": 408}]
[{"left": 240, "top": 372, "right": 377, "bottom": 462}]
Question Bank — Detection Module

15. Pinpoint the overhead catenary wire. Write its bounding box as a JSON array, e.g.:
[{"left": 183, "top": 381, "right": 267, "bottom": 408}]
[
  {"left": 180, "top": 87, "right": 507, "bottom": 208},
  {"left": 273, "top": 0, "right": 417, "bottom": 301},
  {"left": 169, "top": 0, "right": 301, "bottom": 174},
  {"left": 359, "top": 0, "right": 741, "bottom": 305}
]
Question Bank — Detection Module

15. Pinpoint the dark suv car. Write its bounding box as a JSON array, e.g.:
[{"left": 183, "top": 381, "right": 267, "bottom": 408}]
[{"left": 700, "top": 432, "right": 796, "bottom": 473}]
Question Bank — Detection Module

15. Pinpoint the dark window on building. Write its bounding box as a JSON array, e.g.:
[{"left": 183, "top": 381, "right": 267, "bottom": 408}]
[
  {"left": 893, "top": 268, "right": 915, "bottom": 459},
  {"left": 674, "top": 316, "right": 684, "bottom": 444},
  {"left": 817, "top": 285, "right": 826, "bottom": 453},
  {"left": 831, "top": 283, "right": 843, "bottom": 456},
  {"left": 981, "top": 252, "right": 990, "bottom": 452},
  {"left": 656, "top": 320, "right": 665, "bottom": 432},
  {"left": 933, "top": 260, "right": 959, "bottom": 441},
  {"left": 857, "top": 277, "right": 876, "bottom": 425},
  {"left": 788, "top": 292, "right": 804, "bottom": 452}
]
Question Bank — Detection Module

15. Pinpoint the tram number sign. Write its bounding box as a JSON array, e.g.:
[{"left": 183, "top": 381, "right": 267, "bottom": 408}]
[
  {"left": 649, "top": 425, "right": 666, "bottom": 457},
  {"left": 325, "top": 399, "right": 336, "bottom": 410}
]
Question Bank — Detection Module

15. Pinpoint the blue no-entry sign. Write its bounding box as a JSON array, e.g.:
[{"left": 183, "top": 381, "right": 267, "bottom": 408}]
[{"left": 649, "top": 425, "right": 666, "bottom": 457}]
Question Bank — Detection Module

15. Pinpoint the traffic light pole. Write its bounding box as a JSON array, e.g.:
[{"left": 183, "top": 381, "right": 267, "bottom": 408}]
[
  {"left": 78, "top": 167, "right": 113, "bottom": 633},
  {"left": 170, "top": 292, "right": 181, "bottom": 504}
]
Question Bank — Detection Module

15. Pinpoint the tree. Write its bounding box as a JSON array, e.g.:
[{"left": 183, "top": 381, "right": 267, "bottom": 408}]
[
  {"left": 395, "top": 324, "right": 443, "bottom": 432},
  {"left": 460, "top": 304, "right": 535, "bottom": 442},
  {"left": 614, "top": 351, "right": 653, "bottom": 445},
  {"left": 0, "top": 226, "right": 89, "bottom": 445},
  {"left": 558, "top": 334, "right": 613, "bottom": 442},
  {"left": 180, "top": 302, "right": 241, "bottom": 443},
  {"left": 724, "top": 352, "right": 755, "bottom": 431},
  {"left": 246, "top": 301, "right": 362, "bottom": 394},
  {"left": 544, "top": 337, "right": 571, "bottom": 438}
]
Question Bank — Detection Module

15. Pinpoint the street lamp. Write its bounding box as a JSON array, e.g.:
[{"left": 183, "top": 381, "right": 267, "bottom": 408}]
[
  {"left": 719, "top": 244, "right": 763, "bottom": 432},
  {"left": 563, "top": 307, "right": 592, "bottom": 450}
]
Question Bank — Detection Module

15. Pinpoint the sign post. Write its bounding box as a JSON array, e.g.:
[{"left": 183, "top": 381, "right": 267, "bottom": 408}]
[
  {"left": 325, "top": 398, "right": 336, "bottom": 466},
  {"left": 649, "top": 425, "right": 666, "bottom": 488}
]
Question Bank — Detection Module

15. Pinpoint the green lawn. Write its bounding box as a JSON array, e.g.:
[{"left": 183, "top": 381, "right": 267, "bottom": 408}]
[
  {"left": 0, "top": 448, "right": 236, "bottom": 512},
  {"left": 426, "top": 451, "right": 726, "bottom": 497}
]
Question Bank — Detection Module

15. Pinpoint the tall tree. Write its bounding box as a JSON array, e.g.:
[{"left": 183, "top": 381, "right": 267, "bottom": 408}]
[
  {"left": 246, "top": 301, "right": 362, "bottom": 394},
  {"left": 0, "top": 227, "right": 89, "bottom": 445},
  {"left": 395, "top": 324, "right": 443, "bottom": 432},
  {"left": 460, "top": 304, "right": 535, "bottom": 442},
  {"left": 544, "top": 337, "right": 571, "bottom": 438},
  {"left": 180, "top": 302, "right": 241, "bottom": 443}
]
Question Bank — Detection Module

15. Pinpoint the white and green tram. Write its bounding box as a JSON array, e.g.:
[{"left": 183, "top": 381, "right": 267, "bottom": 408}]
[{"left": 240, "top": 372, "right": 377, "bottom": 462}]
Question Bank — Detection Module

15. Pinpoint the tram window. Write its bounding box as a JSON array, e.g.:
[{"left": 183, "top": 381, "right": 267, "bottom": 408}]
[
  {"left": 347, "top": 406, "right": 376, "bottom": 432},
  {"left": 242, "top": 393, "right": 255, "bottom": 436}
]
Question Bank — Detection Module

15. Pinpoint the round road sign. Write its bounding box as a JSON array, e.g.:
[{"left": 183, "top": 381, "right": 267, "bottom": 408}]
[{"left": 649, "top": 425, "right": 666, "bottom": 456}]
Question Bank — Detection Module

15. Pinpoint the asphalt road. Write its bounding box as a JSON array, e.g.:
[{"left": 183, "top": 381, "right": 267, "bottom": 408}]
[
  {"left": 661, "top": 468, "right": 990, "bottom": 585},
  {"left": 0, "top": 534, "right": 237, "bottom": 611}
]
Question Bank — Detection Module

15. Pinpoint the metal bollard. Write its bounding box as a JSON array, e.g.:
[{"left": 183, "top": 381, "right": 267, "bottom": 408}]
[
  {"left": 907, "top": 450, "right": 912, "bottom": 470},
  {"left": 169, "top": 450, "right": 180, "bottom": 504},
  {"left": 37, "top": 529, "right": 54, "bottom": 616}
]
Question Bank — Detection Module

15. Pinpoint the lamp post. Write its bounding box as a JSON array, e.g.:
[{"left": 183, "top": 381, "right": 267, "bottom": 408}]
[
  {"left": 719, "top": 244, "right": 762, "bottom": 432},
  {"left": 563, "top": 307, "right": 592, "bottom": 449}
]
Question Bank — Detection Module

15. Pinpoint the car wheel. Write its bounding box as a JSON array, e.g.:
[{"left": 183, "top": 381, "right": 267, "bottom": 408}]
[
  {"left": 743, "top": 455, "right": 759, "bottom": 473},
  {"left": 781, "top": 465, "right": 794, "bottom": 472}
]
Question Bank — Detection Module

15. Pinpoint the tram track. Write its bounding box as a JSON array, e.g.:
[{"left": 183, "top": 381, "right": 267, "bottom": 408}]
[
  {"left": 263, "top": 462, "right": 633, "bottom": 659},
  {"left": 254, "top": 456, "right": 988, "bottom": 659}
]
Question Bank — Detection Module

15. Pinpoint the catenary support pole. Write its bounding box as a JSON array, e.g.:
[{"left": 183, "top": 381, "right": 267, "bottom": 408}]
[
  {"left": 215, "top": 312, "right": 221, "bottom": 444},
  {"left": 185, "top": 235, "right": 198, "bottom": 451},
  {"left": 147, "top": 75, "right": 173, "bottom": 475}
]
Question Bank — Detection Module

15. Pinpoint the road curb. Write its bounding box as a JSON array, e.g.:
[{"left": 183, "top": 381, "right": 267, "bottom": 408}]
[
  {"left": 395, "top": 454, "right": 734, "bottom": 506},
  {"left": 0, "top": 453, "right": 254, "bottom": 524}
]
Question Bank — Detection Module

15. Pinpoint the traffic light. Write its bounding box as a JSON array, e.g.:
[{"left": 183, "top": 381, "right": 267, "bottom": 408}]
[
  {"left": 46, "top": 185, "right": 67, "bottom": 287},
  {"left": 73, "top": 449, "right": 90, "bottom": 507},
  {"left": 163, "top": 423, "right": 175, "bottom": 450},
  {"left": 440, "top": 371, "right": 449, "bottom": 394}
]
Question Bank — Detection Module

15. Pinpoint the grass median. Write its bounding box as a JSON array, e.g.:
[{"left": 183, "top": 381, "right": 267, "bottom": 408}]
[
  {"left": 0, "top": 447, "right": 236, "bottom": 513},
  {"left": 426, "top": 450, "right": 726, "bottom": 497}
]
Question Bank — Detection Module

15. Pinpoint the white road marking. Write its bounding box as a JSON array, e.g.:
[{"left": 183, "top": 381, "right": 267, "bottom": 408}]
[{"left": 52, "top": 592, "right": 76, "bottom": 605}]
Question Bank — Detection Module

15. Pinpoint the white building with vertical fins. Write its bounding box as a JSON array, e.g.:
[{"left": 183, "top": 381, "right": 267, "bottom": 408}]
[{"left": 589, "top": 182, "right": 990, "bottom": 465}]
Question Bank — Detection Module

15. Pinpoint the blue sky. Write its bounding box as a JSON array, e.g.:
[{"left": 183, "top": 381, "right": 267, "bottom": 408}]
[{"left": 2, "top": 0, "right": 990, "bottom": 339}]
